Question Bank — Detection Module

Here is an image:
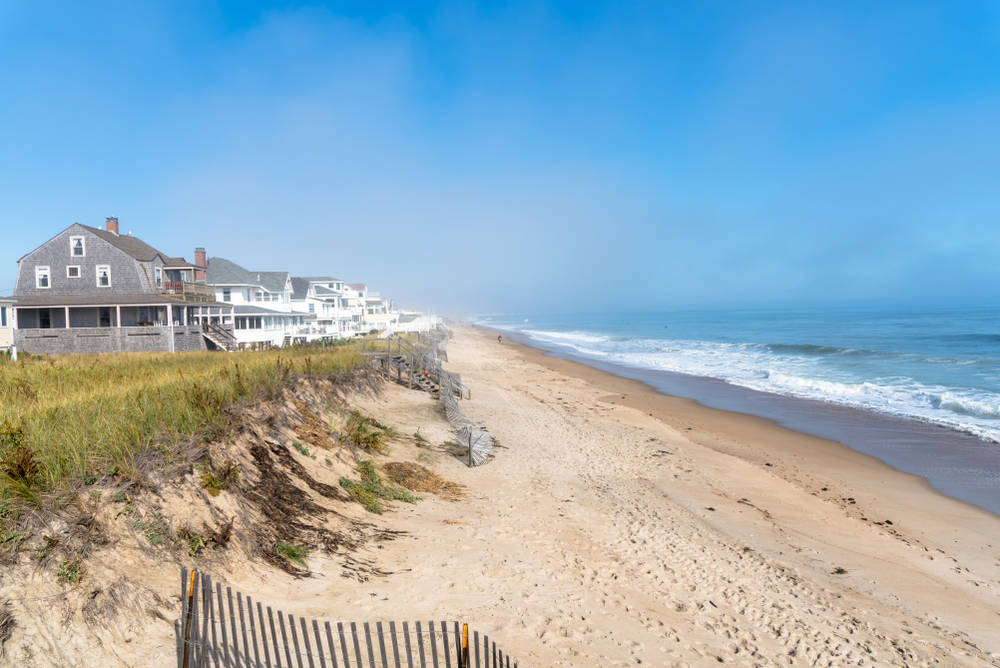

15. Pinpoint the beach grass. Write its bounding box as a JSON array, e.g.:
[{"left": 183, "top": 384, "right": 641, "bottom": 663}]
[{"left": 0, "top": 346, "right": 365, "bottom": 506}]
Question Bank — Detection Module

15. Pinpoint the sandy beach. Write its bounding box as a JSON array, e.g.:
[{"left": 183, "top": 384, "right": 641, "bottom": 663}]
[
  {"left": 8, "top": 322, "right": 1000, "bottom": 667},
  {"left": 290, "top": 323, "right": 1000, "bottom": 666}
]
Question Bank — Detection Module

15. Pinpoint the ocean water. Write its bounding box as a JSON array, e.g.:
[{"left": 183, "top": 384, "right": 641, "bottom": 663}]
[{"left": 473, "top": 306, "right": 1000, "bottom": 514}]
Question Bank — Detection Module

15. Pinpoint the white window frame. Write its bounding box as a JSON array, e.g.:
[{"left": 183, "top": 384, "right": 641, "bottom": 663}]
[
  {"left": 70, "top": 236, "right": 86, "bottom": 257},
  {"left": 36, "top": 266, "right": 50, "bottom": 289},
  {"left": 222, "top": 288, "right": 231, "bottom": 302},
  {"left": 1, "top": 306, "right": 6, "bottom": 328},
  {"left": 154, "top": 267, "right": 162, "bottom": 284},
  {"left": 96, "top": 265, "right": 111, "bottom": 288},
  {"left": 67, "top": 265, "right": 81, "bottom": 278}
]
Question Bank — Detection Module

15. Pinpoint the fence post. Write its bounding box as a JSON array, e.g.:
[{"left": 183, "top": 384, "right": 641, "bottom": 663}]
[
  {"left": 468, "top": 426, "right": 473, "bottom": 468},
  {"left": 462, "top": 624, "right": 469, "bottom": 668}
]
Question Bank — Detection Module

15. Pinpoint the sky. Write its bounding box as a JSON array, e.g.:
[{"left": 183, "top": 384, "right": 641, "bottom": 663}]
[{"left": 1, "top": 1, "right": 999, "bottom": 314}]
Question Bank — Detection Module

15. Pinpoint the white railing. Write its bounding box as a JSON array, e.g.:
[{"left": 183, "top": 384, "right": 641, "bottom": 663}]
[{"left": 378, "top": 316, "right": 444, "bottom": 338}]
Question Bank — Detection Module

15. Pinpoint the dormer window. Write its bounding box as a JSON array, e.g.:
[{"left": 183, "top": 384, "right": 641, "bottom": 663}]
[
  {"left": 36, "top": 266, "right": 50, "bottom": 289},
  {"left": 70, "top": 236, "right": 85, "bottom": 257},
  {"left": 96, "top": 265, "right": 111, "bottom": 287}
]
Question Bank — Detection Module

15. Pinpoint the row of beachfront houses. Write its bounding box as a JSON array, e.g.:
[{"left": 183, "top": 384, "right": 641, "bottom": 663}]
[{"left": 0, "top": 218, "right": 430, "bottom": 355}]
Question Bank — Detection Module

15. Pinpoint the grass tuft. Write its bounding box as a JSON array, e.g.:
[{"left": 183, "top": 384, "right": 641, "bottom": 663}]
[
  {"left": 342, "top": 411, "right": 397, "bottom": 454},
  {"left": 339, "top": 460, "right": 421, "bottom": 514},
  {"left": 275, "top": 541, "right": 309, "bottom": 568}
]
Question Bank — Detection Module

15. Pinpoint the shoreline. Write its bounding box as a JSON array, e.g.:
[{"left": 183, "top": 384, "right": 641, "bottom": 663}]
[
  {"left": 491, "top": 324, "right": 1000, "bottom": 518},
  {"left": 441, "top": 324, "right": 1000, "bottom": 661},
  {"left": 481, "top": 323, "right": 999, "bottom": 524}
]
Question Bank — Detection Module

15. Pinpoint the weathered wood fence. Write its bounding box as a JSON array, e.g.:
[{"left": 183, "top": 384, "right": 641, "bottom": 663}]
[{"left": 176, "top": 569, "right": 520, "bottom": 668}]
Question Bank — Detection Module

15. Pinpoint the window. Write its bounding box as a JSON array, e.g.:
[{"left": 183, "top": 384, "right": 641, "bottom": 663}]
[
  {"left": 96, "top": 265, "right": 110, "bottom": 287},
  {"left": 254, "top": 291, "right": 262, "bottom": 302},
  {"left": 67, "top": 266, "right": 80, "bottom": 278},
  {"left": 155, "top": 267, "right": 162, "bottom": 284},
  {"left": 70, "top": 236, "right": 85, "bottom": 257},
  {"left": 308, "top": 303, "right": 315, "bottom": 314},
  {"left": 0, "top": 307, "right": 6, "bottom": 328},
  {"left": 39, "top": 309, "right": 51, "bottom": 329},
  {"left": 222, "top": 288, "right": 231, "bottom": 302},
  {"left": 36, "top": 266, "right": 50, "bottom": 289},
  {"left": 99, "top": 308, "right": 111, "bottom": 328}
]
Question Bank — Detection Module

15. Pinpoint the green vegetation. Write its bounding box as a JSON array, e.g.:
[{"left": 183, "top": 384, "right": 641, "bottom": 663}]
[
  {"left": 33, "top": 535, "right": 57, "bottom": 561},
  {"left": 0, "top": 347, "right": 363, "bottom": 506},
  {"left": 57, "top": 556, "right": 85, "bottom": 586},
  {"left": 1, "top": 529, "right": 29, "bottom": 549},
  {"left": 342, "top": 411, "right": 398, "bottom": 455},
  {"left": 339, "top": 459, "right": 420, "bottom": 514},
  {"left": 177, "top": 526, "right": 209, "bottom": 556},
  {"left": 413, "top": 429, "right": 428, "bottom": 444},
  {"left": 200, "top": 460, "right": 240, "bottom": 496},
  {"left": 132, "top": 512, "right": 172, "bottom": 546},
  {"left": 275, "top": 540, "right": 309, "bottom": 568}
]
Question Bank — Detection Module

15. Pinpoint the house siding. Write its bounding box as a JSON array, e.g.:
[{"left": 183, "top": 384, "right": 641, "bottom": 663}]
[
  {"left": 14, "top": 325, "right": 209, "bottom": 354},
  {"left": 15, "top": 225, "right": 148, "bottom": 297}
]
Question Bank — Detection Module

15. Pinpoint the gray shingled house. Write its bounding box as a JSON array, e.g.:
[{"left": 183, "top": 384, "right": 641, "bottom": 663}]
[{"left": 12, "top": 218, "right": 235, "bottom": 354}]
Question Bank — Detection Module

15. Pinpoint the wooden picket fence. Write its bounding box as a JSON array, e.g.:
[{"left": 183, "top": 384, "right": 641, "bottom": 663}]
[{"left": 176, "top": 569, "right": 521, "bottom": 668}]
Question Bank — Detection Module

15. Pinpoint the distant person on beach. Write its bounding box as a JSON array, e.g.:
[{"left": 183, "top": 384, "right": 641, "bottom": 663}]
[{"left": 498, "top": 334, "right": 502, "bottom": 344}]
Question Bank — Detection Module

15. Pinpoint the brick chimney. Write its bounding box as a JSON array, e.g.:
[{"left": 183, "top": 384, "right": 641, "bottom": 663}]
[
  {"left": 194, "top": 247, "right": 207, "bottom": 283},
  {"left": 106, "top": 216, "right": 119, "bottom": 235}
]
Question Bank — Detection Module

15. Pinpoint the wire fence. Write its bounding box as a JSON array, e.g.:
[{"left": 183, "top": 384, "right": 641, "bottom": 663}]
[{"left": 176, "top": 569, "right": 520, "bottom": 668}]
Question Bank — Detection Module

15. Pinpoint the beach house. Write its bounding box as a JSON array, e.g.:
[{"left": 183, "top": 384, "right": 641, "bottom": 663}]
[
  {"left": 11, "top": 219, "right": 234, "bottom": 354},
  {"left": 205, "top": 257, "right": 305, "bottom": 348},
  {"left": 289, "top": 276, "right": 359, "bottom": 338},
  {"left": 0, "top": 297, "right": 14, "bottom": 352}
]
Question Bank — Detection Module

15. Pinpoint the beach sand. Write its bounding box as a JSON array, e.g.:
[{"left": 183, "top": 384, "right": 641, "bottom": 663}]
[
  {"left": 324, "top": 323, "right": 1000, "bottom": 666},
  {"left": 22, "top": 321, "right": 997, "bottom": 667}
]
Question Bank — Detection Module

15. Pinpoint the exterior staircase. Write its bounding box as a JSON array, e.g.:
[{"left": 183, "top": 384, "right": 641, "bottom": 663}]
[
  {"left": 202, "top": 322, "right": 238, "bottom": 352},
  {"left": 388, "top": 354, "right": 442, "bottom": 395}
]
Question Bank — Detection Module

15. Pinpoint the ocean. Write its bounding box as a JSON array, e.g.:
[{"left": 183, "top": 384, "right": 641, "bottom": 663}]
[{"left": 473, "top": 305, "right": 1000, "bottom": 516}]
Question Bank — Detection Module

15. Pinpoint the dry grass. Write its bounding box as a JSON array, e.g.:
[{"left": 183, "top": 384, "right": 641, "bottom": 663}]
[
  {"left": 0, "top": 346, "right": 364, "bottom": 507},
  {"left": 383, "top": 462, "right": 465, "bottom": 501}
]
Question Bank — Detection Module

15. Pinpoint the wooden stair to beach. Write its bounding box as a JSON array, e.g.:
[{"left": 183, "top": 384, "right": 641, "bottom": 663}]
[{"left": 385, "top": 354, "right": 441, "bottom": 396}]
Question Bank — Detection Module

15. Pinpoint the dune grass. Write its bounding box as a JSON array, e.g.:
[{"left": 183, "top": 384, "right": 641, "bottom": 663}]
[{"left": 0, "top": 346, "right": 365, "bottom": 506}]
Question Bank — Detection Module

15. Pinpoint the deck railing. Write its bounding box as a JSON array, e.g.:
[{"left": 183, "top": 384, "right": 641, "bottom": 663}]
[
  {"left": 177, "top": 569, "right": 520, "bottom": 668},
  {"left": 158, "top": 281, "right": 216, "bottom": 303}
]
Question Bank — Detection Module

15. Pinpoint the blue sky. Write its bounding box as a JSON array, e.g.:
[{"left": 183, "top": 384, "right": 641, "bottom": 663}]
[{"left": 1, "top": 1, "right": 999, "bottom": 313}]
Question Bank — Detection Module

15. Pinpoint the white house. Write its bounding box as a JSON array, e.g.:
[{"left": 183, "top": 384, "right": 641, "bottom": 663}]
[
  {"left": 290, "top": 276, "right": 359, "bottom": 338},
  {"left": 205, "top": 257, "right": 305, "bottom": 348},
  {"left": 0, "top": 297, "right": 15, "bottom": 352}
]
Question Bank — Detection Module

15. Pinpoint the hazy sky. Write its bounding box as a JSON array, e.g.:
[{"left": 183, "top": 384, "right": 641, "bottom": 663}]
[{"left": 2, "top": 1, "right": 999, "bottom": 314}]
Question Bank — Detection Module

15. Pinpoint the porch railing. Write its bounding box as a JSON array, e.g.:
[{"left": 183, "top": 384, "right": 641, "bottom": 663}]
[{"left": 158, "top": 281, "right": 216, "bottom": 303}]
